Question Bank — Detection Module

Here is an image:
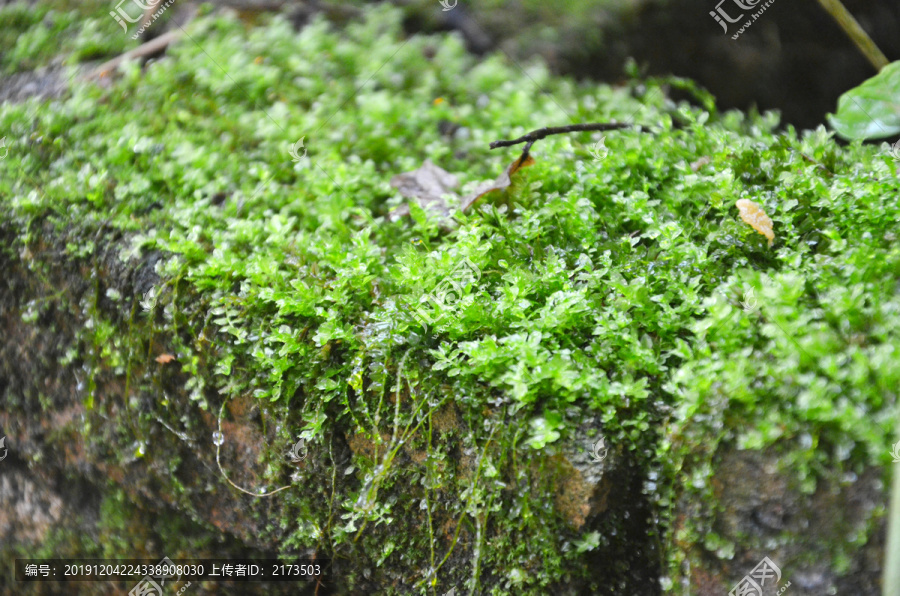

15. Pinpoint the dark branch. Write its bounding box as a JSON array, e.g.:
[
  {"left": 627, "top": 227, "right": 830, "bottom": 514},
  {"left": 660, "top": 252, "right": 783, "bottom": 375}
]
[
  {"left": 489, "top": 122, "right": 639, "bottom": 150},
  {"left": 515, "top": 140, "right": 535, "bottom": 170}
]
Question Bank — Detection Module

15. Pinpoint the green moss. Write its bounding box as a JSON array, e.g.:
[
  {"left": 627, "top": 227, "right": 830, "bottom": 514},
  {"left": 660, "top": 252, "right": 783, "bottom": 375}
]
[
  {"left": 0, "top": 1, "right": 134, "bottom": 74},
  {"left": 2, "top": 3, "right": 898, "bottom": 593}
]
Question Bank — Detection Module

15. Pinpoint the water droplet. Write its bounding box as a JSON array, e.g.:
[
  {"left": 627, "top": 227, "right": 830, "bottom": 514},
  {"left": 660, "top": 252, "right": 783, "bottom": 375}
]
[
  {"left": 212, "top": 431, "right": 224, "bottom": 446},
  {"left": 799, "top": 433, "right": 813, "bottom": 449}
]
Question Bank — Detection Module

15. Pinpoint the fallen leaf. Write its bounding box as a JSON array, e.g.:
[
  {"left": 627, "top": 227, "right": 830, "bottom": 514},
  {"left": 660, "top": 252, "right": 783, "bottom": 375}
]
[
  {"left": 155, "top": 353, "right": 176, "bottom": 364},
  {"left": 459, "top": 154, "right": 536, "bottom": 212},
  {"left": 690, "top": 156, "right": 710, "bottom": 171},
  {"left": 388, "top": 155, "right": 536, "bottom": 225},
  {"left": 388, "top": 159, "right": 459, "bottom": 223},
  {"left": 735, "top": 199, "right": 774, "bottom": 246}
]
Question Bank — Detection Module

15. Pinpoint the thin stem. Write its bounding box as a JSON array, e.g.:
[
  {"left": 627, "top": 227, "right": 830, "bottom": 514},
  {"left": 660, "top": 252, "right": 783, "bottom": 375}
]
[
  {"left": 325, "top": 434, "right": 337, "bottom": 553},
  {"left": 489, "top": 122, "right": 638, "bottom": 150},
  {"left": 430, "top": 423, "right": 499, "bottom": 577},
  {"left": 816, "top": 0, "right": 889, "bottom": 71},
  {"left": 216, "top": 399, "right": 292, "bottom": 497},
  {"left": 391, "top": 349, "right": 414, "bottom": 445},
  {"left": 425, "top": 412, "right": 436, "bottom": 595},
  {"left": 352, "top": 359, "right": 447, "bottom": 545},
  {"left": 884, "top": 410, "right": 900, "bottom": 596}
]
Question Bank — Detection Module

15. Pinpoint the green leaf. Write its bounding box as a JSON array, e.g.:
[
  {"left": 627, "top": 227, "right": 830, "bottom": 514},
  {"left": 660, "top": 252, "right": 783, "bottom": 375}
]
[
  {"left": 527, "top": 411, "right": 562, "bottom": 449},
  {"left": 574, "top": 531, "right": 602, "bottom": 553},
  {"left": 827, "top": 61, "right": 900, "bottom": 140}
]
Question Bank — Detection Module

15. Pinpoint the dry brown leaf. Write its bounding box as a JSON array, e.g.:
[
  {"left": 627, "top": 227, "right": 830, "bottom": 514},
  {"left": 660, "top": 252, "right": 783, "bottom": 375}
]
[
  {"left": 155, "top": 353, "right": 176, "bottom": 364},
  {"left": 459, "top": 155, "right": 536, "bottom": 212},
  {"left": 690, "top": 156, "right": 710, "bottom": 171},
  {"left": 387, "top": 155, "right": 536, "bottom": 224},
  {"left": 735, "top": 199, "right": 774, "bottom": 246},
  {"left": 388, "top": 159, "right": 459, "bottom": 223}
]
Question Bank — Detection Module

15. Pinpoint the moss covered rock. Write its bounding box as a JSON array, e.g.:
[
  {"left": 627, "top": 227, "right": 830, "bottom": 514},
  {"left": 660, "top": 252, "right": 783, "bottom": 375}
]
[{"left": 0, "top": 3, "right": 897, "bottom": 595}]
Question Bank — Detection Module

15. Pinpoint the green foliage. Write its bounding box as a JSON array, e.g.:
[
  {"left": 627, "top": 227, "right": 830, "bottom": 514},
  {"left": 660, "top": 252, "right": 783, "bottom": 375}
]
[
  {"left": 1, "top": 3, "right": 898, "bottom": 593},
  {"left": 0, "top": 1, "right": 132, "bottom": 74},
  {"left": 828, "top": 60, "right": 900, "bottom": 139}
]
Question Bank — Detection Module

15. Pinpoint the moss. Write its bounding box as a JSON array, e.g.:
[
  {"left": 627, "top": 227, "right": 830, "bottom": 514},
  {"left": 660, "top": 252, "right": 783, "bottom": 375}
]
[
  {"left": 1, "top": 3, "right": 897, "bottom": 594},
  {"left": 0, "top": 0, "right": 134, "bottom": 74}
]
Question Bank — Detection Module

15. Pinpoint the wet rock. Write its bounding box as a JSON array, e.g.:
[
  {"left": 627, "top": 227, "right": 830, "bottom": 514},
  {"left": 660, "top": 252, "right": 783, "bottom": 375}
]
[
  {"left": 677, "top": 446, "right": 884, "bottom": 596},
  {"left": 0, "top": 468, "right": 65, "bottom": 544},
  {"left": 545, "top": 419, "right": 613, "bottom": 530}
]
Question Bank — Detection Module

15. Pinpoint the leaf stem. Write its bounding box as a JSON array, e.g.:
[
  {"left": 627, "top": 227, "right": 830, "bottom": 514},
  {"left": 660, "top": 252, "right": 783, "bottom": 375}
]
[{"left": 816, "top": 0, "right": 889, "bottom": 71}]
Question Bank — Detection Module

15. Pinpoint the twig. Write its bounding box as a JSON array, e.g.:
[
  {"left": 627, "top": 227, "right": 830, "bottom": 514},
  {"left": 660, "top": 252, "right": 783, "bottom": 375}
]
[
  {"left": 489, "top": 122, "right": 637, "bottom": 150},
  {"left": 816, "top": 0, "right": 889, "bottom": 71},
  {"left": 82, "top": 29, "right": 184, "bottom": 81},
  {"left": 490, "top": 122, "right": 650, "bottom": 169}
]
